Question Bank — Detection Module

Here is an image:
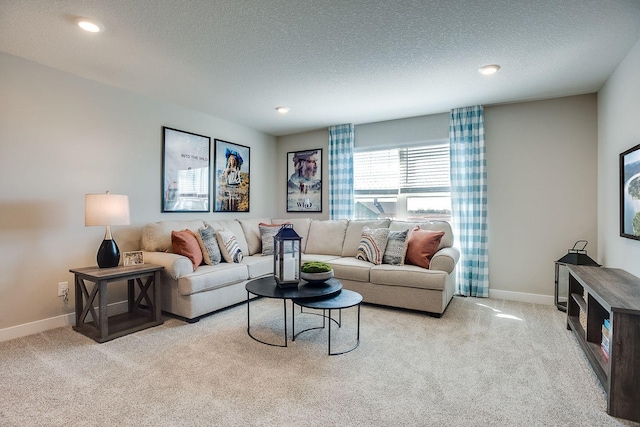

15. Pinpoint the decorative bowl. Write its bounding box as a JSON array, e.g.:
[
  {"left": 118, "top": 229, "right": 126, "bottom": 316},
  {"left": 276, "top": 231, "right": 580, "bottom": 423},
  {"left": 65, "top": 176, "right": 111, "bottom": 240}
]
[{"left": 301, "top": 270, "right": 334, "bottom": 284}]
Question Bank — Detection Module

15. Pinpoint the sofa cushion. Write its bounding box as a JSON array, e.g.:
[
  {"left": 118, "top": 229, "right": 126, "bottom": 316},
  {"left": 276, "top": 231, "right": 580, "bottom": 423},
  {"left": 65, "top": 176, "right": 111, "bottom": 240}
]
[
  {"left": 171, "top": 230, "right": 203, "bottom": 270},
  {"left": 196, "top": 225, "right": 222, "bottom": 265},
  {"left": 241, "top": 255, "right": 274, "bottom": 279},
  {"left": 341, "top": 219, "right": 391, "bottom": 257},
  {"left": 355, "top": 227, "right": 390, "bottom": 265},
  {"left": 206, "top": 219, "right": 250, "bottom": 256},
  {"left": 177, "top": 263, "right": 248, "bottom": 296},
  {"left": 370, "top": 264, "right": 448, "bottom": 291},
  {"left": 383, "top": 229, "right": 409, "bottom": 265},
  {"left": 327, "top": 257, "right": 372, "bottom": 282},
  {"left": 142, "top": 219, "right": 205, "bottom": 252},
  {"left": 389, "top": 220, "right": 453, "bottom": 250},
  {"left": 301, "top": 254, "right": 342, "bottom": 263},
  {"left": 216, "top": 229, "right": 244, "bottom": 263},
  {"left": 405, "top": 227, "right": 445, "bottom": 269},
  {"left": 238, "top": 218, "right": 271, "bottom": 255},
  {"left": 304, "top": 219, "right": 348, "bottom": 255},
  {"left": 272, "top": 218, "right": 312, "bottom": 252}
]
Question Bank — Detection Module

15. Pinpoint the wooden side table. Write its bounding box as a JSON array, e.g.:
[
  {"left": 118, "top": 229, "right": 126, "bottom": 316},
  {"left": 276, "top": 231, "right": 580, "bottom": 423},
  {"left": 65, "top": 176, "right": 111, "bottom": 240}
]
[{"left": 70, "top": 264, "right": 164, "bottom": 343}]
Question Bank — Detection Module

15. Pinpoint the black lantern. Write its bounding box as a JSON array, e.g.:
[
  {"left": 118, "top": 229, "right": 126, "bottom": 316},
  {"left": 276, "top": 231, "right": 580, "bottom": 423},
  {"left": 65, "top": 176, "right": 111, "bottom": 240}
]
[
  {"left": 273, "top": 224, "right": 302, "bottom": 288},
  {"left": 555, "top": 240, "right": 599, "bottom": 312}
]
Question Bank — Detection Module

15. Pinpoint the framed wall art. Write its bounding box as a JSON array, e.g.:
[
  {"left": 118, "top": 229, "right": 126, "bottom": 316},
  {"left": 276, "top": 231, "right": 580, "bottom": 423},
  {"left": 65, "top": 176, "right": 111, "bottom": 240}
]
[
  {"left": 620, "top": 143, "right": 640, "bottom": 240},
  {"left": 161, "top": 127, "right": 211, "bottom": 212},
  {"left": 214, "top": 139, "right": 250, "bottom": 212},
  {"left": 287, "top": 148, "right": 322, "bottom": 212}
]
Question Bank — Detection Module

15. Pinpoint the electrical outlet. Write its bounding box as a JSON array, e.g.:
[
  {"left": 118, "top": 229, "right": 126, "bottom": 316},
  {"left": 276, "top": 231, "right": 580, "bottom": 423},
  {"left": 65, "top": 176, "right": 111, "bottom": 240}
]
[{"left": 58, "top": 281, "right": 69, "bottom": 297}]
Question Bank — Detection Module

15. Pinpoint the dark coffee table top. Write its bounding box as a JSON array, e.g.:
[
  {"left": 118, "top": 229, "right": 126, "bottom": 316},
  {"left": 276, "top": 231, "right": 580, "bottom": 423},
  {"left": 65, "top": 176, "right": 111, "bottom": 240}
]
[
  {"left": 246, "top": 276, "right": 342, "bottom": 300},
  {"left": 293, "top": 289, "right": 363, "bottom": 310}
]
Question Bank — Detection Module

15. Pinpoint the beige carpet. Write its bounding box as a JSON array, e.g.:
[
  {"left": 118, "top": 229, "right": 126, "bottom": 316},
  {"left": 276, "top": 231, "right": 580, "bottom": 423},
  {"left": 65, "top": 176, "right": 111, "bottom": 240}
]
[{"left": 0, "top": 296, "right": 636, "bottom": 426}]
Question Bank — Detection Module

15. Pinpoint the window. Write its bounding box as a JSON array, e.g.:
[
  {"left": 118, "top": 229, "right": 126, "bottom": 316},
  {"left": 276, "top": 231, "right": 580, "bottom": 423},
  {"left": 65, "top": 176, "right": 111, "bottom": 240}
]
[{"left": 353, "top": 140, "right": 451, "bottom": 221}]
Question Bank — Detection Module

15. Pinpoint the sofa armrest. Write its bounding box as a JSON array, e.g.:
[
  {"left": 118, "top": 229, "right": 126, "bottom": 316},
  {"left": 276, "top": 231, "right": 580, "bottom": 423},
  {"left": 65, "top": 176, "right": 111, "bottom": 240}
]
[
  {"left": 429, "top": 247, "right": 460, "bottom": 274},
  {"left": 142, "top": 251, "right": 193, "bottom": 280}
]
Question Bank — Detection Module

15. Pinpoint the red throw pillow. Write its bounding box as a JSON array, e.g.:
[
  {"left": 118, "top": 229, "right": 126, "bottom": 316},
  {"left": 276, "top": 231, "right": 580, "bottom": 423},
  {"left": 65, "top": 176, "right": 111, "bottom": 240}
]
[
  {"left": 171, "top": 229, "right": 203, "bottom": 270},
  {"left": 405, "top": 227, "right": 445, "bottom": 269}
]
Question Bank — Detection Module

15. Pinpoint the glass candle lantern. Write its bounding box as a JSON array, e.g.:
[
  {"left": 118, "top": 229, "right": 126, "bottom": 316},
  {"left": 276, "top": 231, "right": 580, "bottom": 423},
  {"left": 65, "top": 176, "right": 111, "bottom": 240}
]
[{"left": 273, "top": 224, "right": 302, "bottom": 288}]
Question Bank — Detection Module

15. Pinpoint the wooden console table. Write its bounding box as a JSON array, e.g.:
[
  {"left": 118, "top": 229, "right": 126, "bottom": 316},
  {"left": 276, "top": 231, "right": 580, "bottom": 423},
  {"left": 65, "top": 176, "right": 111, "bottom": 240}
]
[
  {"left": 70, "top": 264, "right": 164, "bottom": 343},
  {"left": 567, "top": 265, "right": 640, "bottom": 423}
]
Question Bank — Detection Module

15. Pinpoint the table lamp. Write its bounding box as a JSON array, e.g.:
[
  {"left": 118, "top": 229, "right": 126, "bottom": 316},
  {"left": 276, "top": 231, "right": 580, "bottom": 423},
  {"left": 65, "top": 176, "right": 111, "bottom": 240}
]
[{"left": 85, "top": 191, "right": 130, "bottom": 268}]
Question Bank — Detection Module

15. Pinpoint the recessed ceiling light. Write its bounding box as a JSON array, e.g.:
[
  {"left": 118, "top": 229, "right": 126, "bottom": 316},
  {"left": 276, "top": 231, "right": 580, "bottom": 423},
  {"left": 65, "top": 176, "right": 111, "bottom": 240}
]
[
  {"left": 275, "top": 107, "right": 290, "bottom": 114},
  {"left": 76, "top": 18, "right": 104, "bottom": 33},
  {"left": 479, "top": 64, "right": 500, "bottom": 75}
]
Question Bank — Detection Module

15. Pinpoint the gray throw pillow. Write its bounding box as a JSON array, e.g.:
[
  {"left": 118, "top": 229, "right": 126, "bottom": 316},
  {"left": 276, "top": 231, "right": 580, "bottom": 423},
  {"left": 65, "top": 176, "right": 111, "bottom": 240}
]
[
  {"left": 383, "top": 229, "right": 409, "bottom": 265},
  {"left": 259, "top": 223, "right": 283, "bottom": 256},
  {"left": 196, "top": 225, "right": 222, "bottom": 265}
]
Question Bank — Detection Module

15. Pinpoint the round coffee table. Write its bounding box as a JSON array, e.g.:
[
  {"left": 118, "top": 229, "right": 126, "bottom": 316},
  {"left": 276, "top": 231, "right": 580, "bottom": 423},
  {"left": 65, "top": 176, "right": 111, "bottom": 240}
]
[
  {"left": 245, "top": 276, "right": 342, "bottom": 347},
  {"left": 293, "top": 289, "right": 362, "bottom": 355}
]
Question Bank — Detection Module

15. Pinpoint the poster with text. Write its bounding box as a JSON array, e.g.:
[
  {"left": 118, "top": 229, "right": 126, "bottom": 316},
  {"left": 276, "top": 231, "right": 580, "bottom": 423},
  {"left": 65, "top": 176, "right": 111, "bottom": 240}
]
[
  {"left": 287, "top": 148, "right": 322, "bottom": 212},
  {"left": 214, "top": 140, "right": 250, "bottom": 212}
]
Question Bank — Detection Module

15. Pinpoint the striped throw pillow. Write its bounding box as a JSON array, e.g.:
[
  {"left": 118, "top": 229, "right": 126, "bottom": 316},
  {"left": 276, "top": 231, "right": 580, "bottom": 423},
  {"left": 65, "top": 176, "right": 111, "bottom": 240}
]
[
  {"left": 216, "top": 229, "right": 244, "bottom": 263},
  {"left": 355, "top": 227, "right": 390, "bottom": 265}
]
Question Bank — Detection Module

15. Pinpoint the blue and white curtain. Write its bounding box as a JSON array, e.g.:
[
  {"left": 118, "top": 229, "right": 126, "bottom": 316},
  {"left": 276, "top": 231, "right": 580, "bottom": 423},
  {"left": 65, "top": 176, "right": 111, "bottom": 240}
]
[
  {"left": 449, "top": 106, "right": 489, "bottom": 297},
  {"left": 328, "top": 124, "right": 355, "bottom": 219}
]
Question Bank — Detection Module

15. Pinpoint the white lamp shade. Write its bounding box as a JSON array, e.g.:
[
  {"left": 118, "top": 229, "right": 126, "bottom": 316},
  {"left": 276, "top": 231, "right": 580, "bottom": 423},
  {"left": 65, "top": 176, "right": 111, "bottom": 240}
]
[{"left": 85, "top": 193, "right": 130, "bottom": 226}]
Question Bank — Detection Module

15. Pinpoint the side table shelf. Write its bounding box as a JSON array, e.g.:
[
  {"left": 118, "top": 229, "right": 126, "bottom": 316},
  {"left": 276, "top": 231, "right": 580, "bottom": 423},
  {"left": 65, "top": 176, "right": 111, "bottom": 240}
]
[
  {"left": 567, "top": 265, "right": 640, "bottom": 423},
  {"left": 70, "top": 264, "right": 164, "bottom": 343}
]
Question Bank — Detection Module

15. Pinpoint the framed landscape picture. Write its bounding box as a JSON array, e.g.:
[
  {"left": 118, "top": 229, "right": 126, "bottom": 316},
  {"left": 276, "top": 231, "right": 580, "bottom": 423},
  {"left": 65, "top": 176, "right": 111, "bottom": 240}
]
[
  {"left": 620, "top": 143, "right": 640, "bottom": 240},
  {"left": 214, "top": 139, "right": 250, "bottom": 212},
  {"left": 287, "top": 148, "right": 322, "bottom": 212},
  {"left": 161, "top": 127, "right": 210, "bottom": 212}
]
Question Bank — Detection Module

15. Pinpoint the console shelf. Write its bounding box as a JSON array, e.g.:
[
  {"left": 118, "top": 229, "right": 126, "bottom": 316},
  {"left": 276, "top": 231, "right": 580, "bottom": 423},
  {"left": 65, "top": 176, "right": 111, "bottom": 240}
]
[{"left": 567, "top": 265, "right": 640, "bottom": 423}]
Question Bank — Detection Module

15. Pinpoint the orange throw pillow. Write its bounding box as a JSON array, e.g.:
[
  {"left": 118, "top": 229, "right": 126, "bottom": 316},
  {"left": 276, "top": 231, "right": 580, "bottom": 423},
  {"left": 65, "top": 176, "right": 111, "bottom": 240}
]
[
  {"left": 171, "top": 229, "right": 203, "bottom": 270},
  {"left": 405, "top": 227, "right": 445, "bottom": 269}
]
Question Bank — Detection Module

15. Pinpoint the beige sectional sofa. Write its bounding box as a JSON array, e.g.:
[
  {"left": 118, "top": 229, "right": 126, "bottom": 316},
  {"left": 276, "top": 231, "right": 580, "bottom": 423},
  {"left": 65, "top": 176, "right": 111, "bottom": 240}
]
[{"left": 140, "top": 217, "right": 459, "bottom": 322}]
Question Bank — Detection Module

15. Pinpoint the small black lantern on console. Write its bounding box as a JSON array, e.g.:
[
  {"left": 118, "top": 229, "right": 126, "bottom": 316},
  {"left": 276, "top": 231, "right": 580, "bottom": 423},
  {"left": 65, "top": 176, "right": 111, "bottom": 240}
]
[
  {"left": 273, "top": 224, "right": 302, "bottom": 288},
  {"left": 555, "top": 240, "right": 599, "bottom": 312}
]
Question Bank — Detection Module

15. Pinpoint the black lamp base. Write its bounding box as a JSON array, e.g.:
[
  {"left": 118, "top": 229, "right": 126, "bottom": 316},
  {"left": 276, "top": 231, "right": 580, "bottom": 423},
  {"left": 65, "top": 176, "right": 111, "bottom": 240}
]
[{"left": 97, "top": 239, "right": 120, "bottom": 268}]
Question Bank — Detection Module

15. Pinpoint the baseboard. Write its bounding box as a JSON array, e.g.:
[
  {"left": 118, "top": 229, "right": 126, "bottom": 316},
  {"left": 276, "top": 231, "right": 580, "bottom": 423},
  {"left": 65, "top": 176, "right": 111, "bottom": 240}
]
[
  {"left": 0, "top": 300, "right": 129, "bottom": 343},
  {"left": 489, "top": 289, "right": 554, "bottom": 306}
]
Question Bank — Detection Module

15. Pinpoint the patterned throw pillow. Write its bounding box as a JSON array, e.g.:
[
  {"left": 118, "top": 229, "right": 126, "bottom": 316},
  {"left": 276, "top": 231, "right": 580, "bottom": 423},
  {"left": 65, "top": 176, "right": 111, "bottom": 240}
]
[
  {"left": 195, "top": 225, "right": 222, "bottom": 265},
  {"left": 216, "top": 229, "right": 244, "bottom": 263},
  {"left": 355, "top": 227, "right": 390, "bottom": 265},
  {"left": 405, "top": 226, "right": 445, "bottom": 269},
  {"left": 171, "top": 229, "right": 203, "bottom": 270},
  {"left": 259, "top": 223, "right": 283, "bottom": 256},
  {"left": 382, "top": 229, "right": 409, "bottom": 265}
]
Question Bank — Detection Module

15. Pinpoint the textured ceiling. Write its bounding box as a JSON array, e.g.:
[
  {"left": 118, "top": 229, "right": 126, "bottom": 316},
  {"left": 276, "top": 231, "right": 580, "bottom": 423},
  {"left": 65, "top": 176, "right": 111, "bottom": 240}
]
[{"left": 2, "top": 0, "right": 640, "bottom": 136}]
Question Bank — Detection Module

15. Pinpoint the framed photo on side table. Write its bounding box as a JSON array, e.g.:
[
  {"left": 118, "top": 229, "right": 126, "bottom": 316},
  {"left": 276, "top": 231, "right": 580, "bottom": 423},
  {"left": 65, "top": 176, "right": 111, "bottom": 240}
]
[
  {"left": 620, "top": 143, "right": 640, "bottom": 240},
  {"left": 123, "top": 251, "right": 144, "bottom": 266},
  {"left": 214, "top": 139, "right": 250, "bottom": 212},
  {"left": 161, "top": 127, "right": 211, "bottom": 212},
  {"left": 287, "top": 148, "right": 322, "bottom": 212}
]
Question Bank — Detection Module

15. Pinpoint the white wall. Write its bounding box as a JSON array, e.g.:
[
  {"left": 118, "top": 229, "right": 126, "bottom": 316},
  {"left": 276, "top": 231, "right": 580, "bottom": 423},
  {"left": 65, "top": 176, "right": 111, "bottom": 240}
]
[
  {"left": 0, "top": 53, "right": 277, "bottom": 335},
  {"left": 485, "top": 95, "right": 598, "bottom": 302},
  {"left": 597, "top": 37, "right": 640, "bottom": 277},
  {"left": 276, "top": 97, "right": 598, "bottom": 304}
]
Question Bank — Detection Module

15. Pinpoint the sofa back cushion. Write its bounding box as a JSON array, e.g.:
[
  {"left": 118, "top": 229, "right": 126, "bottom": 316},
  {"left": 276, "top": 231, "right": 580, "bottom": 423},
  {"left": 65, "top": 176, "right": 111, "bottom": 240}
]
[
  {"left": 142, "top": 219, "right": 205, "bottom": 252},
  {"left": 238, "top": 218, "right": 271, "bottom": 255},
  {"left": 389, "top": 220, "right": 453, "bottom": 250},
  {"left": 341, "top": 219, "right": 391, "bottom": 257},
  {"left": 272, "top": 218, "right": 312, "bottom": 253},
  {"left": 304, "top": 219, "right": 348, "bottom": 255}
]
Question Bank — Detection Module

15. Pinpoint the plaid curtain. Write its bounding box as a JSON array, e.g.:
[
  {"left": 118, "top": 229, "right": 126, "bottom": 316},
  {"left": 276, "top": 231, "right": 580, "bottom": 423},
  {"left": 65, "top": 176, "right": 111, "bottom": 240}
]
[
  {"left": 449, "top": 106, "right": 489, "bottom": 297},
  {"left": 328, "top": 124, "right": 354, "bottom": 219}
]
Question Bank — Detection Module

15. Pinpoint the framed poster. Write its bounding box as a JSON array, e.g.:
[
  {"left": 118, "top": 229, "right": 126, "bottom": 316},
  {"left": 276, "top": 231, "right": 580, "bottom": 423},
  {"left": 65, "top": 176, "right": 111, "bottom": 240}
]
[
  {"left": 214, "top": 139, "right": 250, "bottom": 212},
  {"left": 620, "top": 143, "right": 640, "bottom": 240},
  {"left": 287, "top": 148, "right": 322, "bottom": 212},
  {"left": 161, "top": 127, "right": 211, "bottom": 212}
]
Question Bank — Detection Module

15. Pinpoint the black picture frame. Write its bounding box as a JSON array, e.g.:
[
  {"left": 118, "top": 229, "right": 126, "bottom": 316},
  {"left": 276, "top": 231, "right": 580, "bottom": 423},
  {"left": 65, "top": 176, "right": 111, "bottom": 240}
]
[
  {"left": 620, "top": 143, "right": 640, "bottom": 240},
  {"left": 213, "top": 139, "right": 250, "bottom": 212},
  {"left": 161, "top": 127, "right": 211, "bottom": 212},
  {"left": 287, "top": 148, "right": 322, "bottom": 212}
]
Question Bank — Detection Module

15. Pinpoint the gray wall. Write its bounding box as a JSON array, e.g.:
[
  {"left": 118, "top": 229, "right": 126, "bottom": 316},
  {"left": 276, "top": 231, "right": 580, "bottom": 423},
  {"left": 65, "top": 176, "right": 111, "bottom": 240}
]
[
  {"left": 597, "top": 37, "right": 640, "bottom": 277},
  {"left": 276, "top": 96, "right": 598, "bottom": 304},
  {"left": 0, "top": 53, "right": 277, "bottom": 333}
]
